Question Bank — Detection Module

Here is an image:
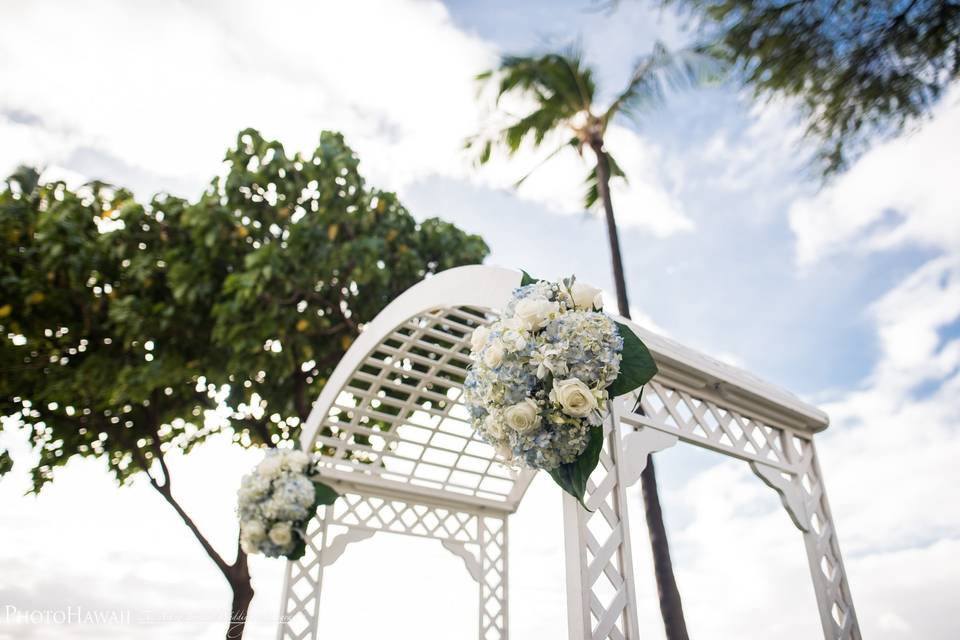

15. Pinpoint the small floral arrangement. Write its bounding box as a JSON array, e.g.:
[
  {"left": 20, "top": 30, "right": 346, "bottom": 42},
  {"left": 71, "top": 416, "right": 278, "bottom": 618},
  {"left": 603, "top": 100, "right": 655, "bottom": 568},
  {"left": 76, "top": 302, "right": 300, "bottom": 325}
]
[
  {"left": 237, "top": 449, "right": 338, "bottom": 560},
  {"left": 464, "top": 272, "right": 657, "bottom": 505}
]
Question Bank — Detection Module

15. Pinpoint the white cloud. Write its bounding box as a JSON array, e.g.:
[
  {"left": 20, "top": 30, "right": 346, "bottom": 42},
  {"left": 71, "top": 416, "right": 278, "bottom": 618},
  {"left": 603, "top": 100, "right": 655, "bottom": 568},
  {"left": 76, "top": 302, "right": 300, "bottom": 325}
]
[
  {"left": 0, "top": 0, "right": 690, "bottom": 237},
  {"left": 789, "top": 90, "right": 960, "bottom": 264},
  {"left": 867, "top": 254, "right": 960, "bottom": 392},
  {"left": 816, "top": 254, "right": 960, "bottom": 553},
  {"left": 702, "top": 97, "right": 808, "bottom": 194},
  {"left": 0, "top": 117, "right": 75, "bottom": 177},
  {"left": 778, "top": 94, "right": 960, "bottom": 562}
]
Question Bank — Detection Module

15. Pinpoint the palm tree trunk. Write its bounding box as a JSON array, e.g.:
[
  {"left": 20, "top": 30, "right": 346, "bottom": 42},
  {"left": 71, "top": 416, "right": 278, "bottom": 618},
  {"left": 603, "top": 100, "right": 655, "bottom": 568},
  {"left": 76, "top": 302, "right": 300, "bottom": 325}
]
[{"left": 593, "top": 141, "right": 690, "bottom": 640}]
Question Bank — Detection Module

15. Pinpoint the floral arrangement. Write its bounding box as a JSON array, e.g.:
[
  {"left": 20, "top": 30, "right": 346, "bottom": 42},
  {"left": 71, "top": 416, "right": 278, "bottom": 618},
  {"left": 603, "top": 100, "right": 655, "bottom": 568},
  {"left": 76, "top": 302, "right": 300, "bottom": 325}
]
[
  {"left": 237, "top": 448, "right": 338, "bottom": 560},
  {"left": 464, "top": 272, "right": 657, "bottom": 505}
]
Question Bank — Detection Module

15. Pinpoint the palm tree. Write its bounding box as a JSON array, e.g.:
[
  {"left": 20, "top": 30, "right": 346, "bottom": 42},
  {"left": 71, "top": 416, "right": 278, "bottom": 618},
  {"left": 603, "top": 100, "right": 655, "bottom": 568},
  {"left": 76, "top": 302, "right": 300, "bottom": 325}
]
[{"left": 470, "top": 43, "right": 718, "bottom": 640}]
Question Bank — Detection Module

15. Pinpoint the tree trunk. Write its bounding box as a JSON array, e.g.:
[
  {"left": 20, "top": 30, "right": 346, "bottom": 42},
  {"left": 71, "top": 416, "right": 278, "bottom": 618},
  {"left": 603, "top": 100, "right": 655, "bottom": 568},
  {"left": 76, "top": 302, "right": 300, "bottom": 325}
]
[
  {"left": 144, "top": 458, "right": 256, "bottom": 640},
  {"left": 226, "top": 540, "right": 255, "bottom": 640},
  {"left": 640, "top": 456, "right": 689, "bottom": 639},
  {"left": 593, "top": 141, "right": 690, "bottom": 640}
]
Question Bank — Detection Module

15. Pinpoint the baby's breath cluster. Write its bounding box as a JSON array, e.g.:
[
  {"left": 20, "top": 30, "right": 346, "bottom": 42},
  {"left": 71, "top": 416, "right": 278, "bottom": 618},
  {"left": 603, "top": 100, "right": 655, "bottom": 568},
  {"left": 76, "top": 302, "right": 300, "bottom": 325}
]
[
  {"left": 464, "top": 277, "right": 623, "bottom": 471},
  {"left": 237, "top": 449, "right": 317, "bottom": 558}
]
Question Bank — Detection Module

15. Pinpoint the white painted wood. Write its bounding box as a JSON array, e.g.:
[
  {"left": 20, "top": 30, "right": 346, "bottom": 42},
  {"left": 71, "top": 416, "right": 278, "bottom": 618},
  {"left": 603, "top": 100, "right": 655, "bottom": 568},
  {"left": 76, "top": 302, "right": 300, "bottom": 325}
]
[
  {"left": 561, "top": 405, "right": 639, "bottom": 640},
  {"left": 320, "top": 528, "right": 376, "bottom": 567},
  {"left": 479, "top": 514, "right": 508, "bottom": 639},
  {"left": 750, "top": 461, "right": 810, "bottom": 532},
  {"left": 619, "top": 380, "right": 860, "bottom": 638},
  {"left": 562, "top": 491, "right": 591, "bottom": 640},
  {"left": 620, "top": 427, "right": 678, "bottom": 487},
  {"left": 300, "top": 265, "right": 827, "bottom": 468},
  {"left": 278, "top": 265, "right": 858, "bottom": 640},
  {"left": 441, "top": 539, "right": 482, "bottom": 582}
]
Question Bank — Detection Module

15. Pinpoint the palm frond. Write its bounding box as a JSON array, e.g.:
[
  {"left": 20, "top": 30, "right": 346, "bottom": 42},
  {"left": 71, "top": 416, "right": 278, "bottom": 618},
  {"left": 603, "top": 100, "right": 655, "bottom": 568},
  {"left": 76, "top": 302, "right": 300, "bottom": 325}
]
[
  {"left": 493, "top": 46, "right": 596, "bottom": 114},
  {"left": 503, "top": 106, "right": 568, "bottom": 152},
  {"left": 469, "top": 46, "right": 602, "bottom": 180},
  {"left": 603, "top": 41, "right": 727, "bottom": 128}
]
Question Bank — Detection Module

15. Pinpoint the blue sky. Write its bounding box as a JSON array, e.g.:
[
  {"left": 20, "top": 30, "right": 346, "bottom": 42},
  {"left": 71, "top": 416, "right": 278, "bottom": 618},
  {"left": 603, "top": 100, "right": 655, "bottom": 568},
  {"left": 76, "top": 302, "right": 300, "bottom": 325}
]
[
  {"left": 0, "top": 1, "right": 958, "bottom": 638},
  {"left": 428, "top": 0, "right": 933, "bottom": 395}
]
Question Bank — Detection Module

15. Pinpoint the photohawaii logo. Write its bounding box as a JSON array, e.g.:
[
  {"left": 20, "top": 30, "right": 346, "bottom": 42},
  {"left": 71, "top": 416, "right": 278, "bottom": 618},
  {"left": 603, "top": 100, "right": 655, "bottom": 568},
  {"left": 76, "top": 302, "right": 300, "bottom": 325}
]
[{"left": 3, "top": 605, "right": 131, "bottom": 625}]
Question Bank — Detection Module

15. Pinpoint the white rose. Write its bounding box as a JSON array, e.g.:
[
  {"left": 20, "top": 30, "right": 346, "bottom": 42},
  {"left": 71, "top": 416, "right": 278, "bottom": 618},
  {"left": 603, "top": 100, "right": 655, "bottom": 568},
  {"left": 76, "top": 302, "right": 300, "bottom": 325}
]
[
  {"left": 504, "top": 398, "right": 540, "bottom": 434},
  {"left": 550, "top": 378, "right": 599, "bottom": 417},
  {"left": 242, "top": 520, "right": 267, "bottom": 544},
  {"left": 514, "top": 297, "right": 559, "bottom": 330},
  {"left": 501, "top": 316, "right": 525, "bottom": 332},
  {"left": 483, "top": 340, "right": 505, "bottom": 368},
  {"left": 257, "top": 455, "right": 283, "bottom": 478},
  {"left": 470, "top": 326, "right": 491, "bottom": 353},
  {"left": 268, "top": 522, "right": 293, "bottom": 547},
  {"left": 571, "top": 281, "right": 603, "bottom": 310}
]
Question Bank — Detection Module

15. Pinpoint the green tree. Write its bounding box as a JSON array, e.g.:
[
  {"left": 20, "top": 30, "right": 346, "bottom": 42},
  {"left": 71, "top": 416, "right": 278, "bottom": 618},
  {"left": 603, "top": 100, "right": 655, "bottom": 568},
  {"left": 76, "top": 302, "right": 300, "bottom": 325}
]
[
  {"left": 662, "top": 0, "right": 960, "bottom": 173},
  {"left": 469, "top": 44, "right": 716, "bottom": 640},
  {"left": 0, "top": 130, "right": 488, "bottom": 639}
]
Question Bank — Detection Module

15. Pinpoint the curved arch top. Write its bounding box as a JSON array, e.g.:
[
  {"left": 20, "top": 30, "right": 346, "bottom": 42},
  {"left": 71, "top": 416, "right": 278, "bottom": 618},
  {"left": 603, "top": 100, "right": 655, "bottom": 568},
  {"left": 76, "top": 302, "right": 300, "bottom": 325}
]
[
  {"left": 297, "top": 265, "right": 828, "bottom": 513},
  {"left": 301, "top": 265, "right": 826, "bottom": 451},
  {"left": 299, "top": 265, "right": 521, "bottom": 452}
]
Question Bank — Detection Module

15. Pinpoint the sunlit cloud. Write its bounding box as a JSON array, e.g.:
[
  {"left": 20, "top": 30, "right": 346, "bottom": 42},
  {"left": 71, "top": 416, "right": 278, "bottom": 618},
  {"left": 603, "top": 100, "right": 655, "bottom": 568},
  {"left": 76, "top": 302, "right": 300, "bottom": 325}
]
[{"left": 0, "top": 0, "right": 690, "bottom": 237}]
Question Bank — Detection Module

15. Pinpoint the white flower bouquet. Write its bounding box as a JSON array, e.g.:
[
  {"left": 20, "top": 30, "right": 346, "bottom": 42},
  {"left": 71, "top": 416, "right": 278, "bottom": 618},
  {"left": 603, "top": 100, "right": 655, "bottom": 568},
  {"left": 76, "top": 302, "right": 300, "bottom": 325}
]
[
  {"left": 464, "top": 272, "right": 657, "bottom": 505},
  {"left": 237, "top": 448, "right": 338, "bottom": 559}
]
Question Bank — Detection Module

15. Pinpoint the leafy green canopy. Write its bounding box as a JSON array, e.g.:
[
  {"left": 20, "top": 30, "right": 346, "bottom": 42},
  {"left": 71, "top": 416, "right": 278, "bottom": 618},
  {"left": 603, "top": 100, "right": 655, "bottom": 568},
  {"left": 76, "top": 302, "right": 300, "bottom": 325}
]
[
  {"left": 668, "top": 0, "right": 960, "bottom": 173},
  {"left": 0, "top": 130, "right": 488, "bottom": 491}
]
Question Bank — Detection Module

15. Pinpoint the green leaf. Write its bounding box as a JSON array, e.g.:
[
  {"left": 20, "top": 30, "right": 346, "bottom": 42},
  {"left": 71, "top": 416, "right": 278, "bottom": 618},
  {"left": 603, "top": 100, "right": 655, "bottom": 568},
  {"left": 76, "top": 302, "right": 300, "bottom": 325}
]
[
  {"left": 520, "top": 269, "right": 538, "bottom": 286},
  {"left": 288, "top": 531, "right": 308, "bottom": 561},
  {"left": 607, "top": 322, "right": 658, "bottom": 397},
  {"left": 313, "top": 480, "right": 339, "bottom": 507},
  {"left": 548, "top": 425, "right": 604, "bottom": 509},
  {"left": 285, "top": 480, "right": 339, "bottom": 561},
  {"left": 0, "top": 449, "right": 12, "bottom": 477}
]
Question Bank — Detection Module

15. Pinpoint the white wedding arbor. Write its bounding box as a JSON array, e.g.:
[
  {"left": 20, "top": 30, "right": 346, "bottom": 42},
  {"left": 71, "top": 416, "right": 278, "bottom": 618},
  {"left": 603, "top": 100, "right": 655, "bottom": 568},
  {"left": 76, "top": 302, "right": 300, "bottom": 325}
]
[{"left": 277, "top": 265, "right": 859, "bottom": 640}]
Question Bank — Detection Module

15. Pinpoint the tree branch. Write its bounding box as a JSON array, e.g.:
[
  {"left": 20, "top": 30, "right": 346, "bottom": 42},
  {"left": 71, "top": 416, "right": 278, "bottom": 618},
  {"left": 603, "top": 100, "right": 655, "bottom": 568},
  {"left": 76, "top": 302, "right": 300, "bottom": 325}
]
[
  {"left": 152, "top": 477, "right": 232, "bottom": 578},
  {"left": 128, "top": 412, "right": 233, "bottom": 579}
]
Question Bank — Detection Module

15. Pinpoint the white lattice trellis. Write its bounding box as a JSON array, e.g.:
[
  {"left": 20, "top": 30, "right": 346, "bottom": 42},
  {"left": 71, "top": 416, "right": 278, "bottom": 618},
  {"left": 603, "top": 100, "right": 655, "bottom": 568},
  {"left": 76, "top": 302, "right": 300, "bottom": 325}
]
[{"left": 277, "top": 265, "right": 860, "bottom": 639}]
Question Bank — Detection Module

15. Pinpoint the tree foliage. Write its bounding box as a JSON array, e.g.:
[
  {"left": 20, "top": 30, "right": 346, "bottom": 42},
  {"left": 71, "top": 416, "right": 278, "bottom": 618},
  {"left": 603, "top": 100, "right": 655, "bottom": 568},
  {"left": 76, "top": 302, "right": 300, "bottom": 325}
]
[
  {"left": 0, "top": 129, "right": 488, "bottom": 491},
  {"left": 665, "top": 0, "right": 960, "bottom": 173}
]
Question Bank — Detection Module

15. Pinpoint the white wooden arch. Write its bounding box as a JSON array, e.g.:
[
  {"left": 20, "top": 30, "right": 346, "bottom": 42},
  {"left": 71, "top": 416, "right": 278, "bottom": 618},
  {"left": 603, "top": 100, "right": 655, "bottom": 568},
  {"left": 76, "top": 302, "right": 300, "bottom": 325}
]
[{"left": 277, "top": 265, "right": 860, "bottom": 640}]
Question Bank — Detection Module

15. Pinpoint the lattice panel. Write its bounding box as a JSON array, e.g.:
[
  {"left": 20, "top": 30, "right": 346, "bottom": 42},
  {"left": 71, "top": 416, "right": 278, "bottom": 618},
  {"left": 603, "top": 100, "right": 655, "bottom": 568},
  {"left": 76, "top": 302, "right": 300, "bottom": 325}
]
[
  {"left": 330, "top": 491, "right": 479, "bottom": 543},
  {"left": 278, "top": 491, "right": 510, "bottom": 640},
  {"left": 564, "top": 407, "right": 639, "bottom": 640},
  {"left": 620, "top": 382, "right": 861, "bottom": 640},
  {"left": 479, "top": 516, "right": 508, "bottom": 640},
  {"left": 636, "top": 380, "right": 793, "bottom": 470},
  {"left": 278, "top": 509, "right": 329, "bottom": 640},
  {"left": 312, "top": 306, "right": 523, "bottom": 505},
  {"left": 786, "top": 436, "right": 862, "bottom": 640}
]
